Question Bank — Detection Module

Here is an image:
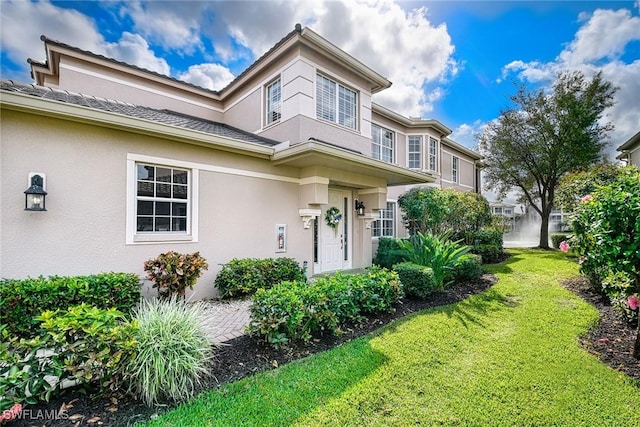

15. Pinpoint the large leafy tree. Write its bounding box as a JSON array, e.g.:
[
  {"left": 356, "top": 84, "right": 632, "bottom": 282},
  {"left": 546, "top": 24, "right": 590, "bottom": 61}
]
[{"left": 478, "top": 71, "right": 617, "bottom": 248}]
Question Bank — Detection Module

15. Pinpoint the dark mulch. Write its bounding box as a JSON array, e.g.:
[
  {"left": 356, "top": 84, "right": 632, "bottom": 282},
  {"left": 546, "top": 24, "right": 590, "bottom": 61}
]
[
  {"left": 12, "top": 274, "right": 497, "bottom": 427},
  {"left": 561, "top": 276, "right": 640, "bottom": 381}
]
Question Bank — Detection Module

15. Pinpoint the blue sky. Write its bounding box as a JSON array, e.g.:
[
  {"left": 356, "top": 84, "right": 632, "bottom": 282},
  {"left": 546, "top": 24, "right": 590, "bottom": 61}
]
[{"left": 1, "top": 0, "right": 639, "bottom": 157}]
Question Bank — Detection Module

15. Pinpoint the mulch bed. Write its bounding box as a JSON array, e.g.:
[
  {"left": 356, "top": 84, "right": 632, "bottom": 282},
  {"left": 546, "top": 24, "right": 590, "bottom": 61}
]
[
  {"left": 12, "top": 270, "right": 639, "bottom": 426},
  {"left": 560, "top": 276, "right": 640, "bottom": 381}
]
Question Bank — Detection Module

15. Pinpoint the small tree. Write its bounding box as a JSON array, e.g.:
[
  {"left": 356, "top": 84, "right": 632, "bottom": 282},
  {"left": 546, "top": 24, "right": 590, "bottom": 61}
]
[
  {"left": 478, "top": 71, "right": 617, "bottom": 248},
  {"left": 570, "top": 167, "right": 640, "bottom": 359}
]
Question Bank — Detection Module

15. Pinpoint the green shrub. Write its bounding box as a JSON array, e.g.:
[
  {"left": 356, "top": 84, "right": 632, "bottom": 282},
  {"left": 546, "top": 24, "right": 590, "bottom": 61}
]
[
  {"left": 144, "top": 251, "right": 208, "bottom": 300},
  {"left": 248, "top": 268, "right": 402, "bottom": 347},
  {"left": 214, "top": 257, "right": 305, "bottom": 298},
  {"left": 128, "top": 298, "right": 214, "bottom": 406},
  {"left": 452, "top": 254, "right": 483, "bottom": 282},
  {"left": 373, "top": 238, "right": 407, "bottom": 268},
  {"left": 601, "top": 271, "right": 638, "bottom": 324},
  {"left": 468, "top": 228, "right": 504, "bottom": 263},
  {"left": 397, "top": 230, "right": 470, "bottom": 289},
  {"left": 393, "top": 262, "right": 437, "bottom": 299},
  {"left": 0, "top": 273, "right": 141, "bottom": 339},
  {"left": 550, "top": 233, "right": 571, "bottom": 249}
]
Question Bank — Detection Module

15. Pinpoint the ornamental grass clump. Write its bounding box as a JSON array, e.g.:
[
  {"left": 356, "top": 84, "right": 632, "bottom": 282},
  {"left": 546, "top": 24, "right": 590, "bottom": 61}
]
[{"left": 128, "top": 298, "right": 214, "bottom": 406}]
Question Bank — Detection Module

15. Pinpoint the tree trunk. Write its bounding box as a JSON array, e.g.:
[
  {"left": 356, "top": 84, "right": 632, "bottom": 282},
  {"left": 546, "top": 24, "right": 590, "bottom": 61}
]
[
  {"left": 634, "top": 323, "right": 640, "bottom": 360},
  {"left": 539, "top": 210, "right": 550, "bottom": 249}
]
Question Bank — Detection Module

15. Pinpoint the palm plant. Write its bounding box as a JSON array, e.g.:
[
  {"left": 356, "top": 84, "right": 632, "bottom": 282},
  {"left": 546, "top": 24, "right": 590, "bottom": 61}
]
[{"left": 397, "top": 230, "right": 470, "bottom": 289}]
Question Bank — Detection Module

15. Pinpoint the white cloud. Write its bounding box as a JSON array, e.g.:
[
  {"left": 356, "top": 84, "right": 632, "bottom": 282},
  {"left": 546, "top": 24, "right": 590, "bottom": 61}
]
[
  {"left": 450, "top": 120, "right": 489, "bottom": 149},
  {"left": 178, "top": 63, "right": 235, "bottom": 91},
  {"left": 499, "top": 6, "right": 640, "bottom": 159},
  {"left": 103, "top": 32, "right": 170, "bottom": 75}
]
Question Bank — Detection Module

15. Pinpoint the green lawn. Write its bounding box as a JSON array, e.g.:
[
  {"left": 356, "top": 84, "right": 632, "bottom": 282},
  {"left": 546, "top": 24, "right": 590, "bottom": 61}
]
[{"left": 145, "top": 249, "right": 640, "bottom": 426}]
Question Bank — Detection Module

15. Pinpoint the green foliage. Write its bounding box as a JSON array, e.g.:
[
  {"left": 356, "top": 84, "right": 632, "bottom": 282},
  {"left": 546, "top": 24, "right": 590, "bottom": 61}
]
[
  {"left": 214, "top": 257, "right": 305, "bottom": 298},
  {"left": 467, "top": 228, "right": 504, "bottom": 263},
  {"left": 396, "top": 230, "right": 471, "bottom": 289},
  {"left": 128, "top": 298, "right": 214, "bottom": 406},
  {"left": 550, "top": 233, "right": 571, "bottom": 250},
  {"left": 570, "top": 166, "right": 640, "bottom": 357},
  {"left": 0, "top": 273, "right": 141, "bottom": 339},
  {"left": 248, "top": 268, "right": 402, "bottom": 347},
  {"left": 452, "top": 254, "right": 483, "bottom": 283},
  {"left": 393, "top": 262, "right": 437, "bottom": 299},
  {"left": 478, "top": 71, "right": 617, "bottom": 248},
  {"left": 144, "top": 251, "right": 208, "bottom": 300},
  {"left": 397, "top": 187, "right": 492, "bottom": 236},
  {"left": 602, "top": 271, "right": 638, "bottom": 324},
  {"left": 373, "top": 237, "right": 407, "bottom": 269},
  {"left": 1, "top": 304, "right": 136, "bottom": 411},
  {"left": 556, "top": 163, "right": 623, "bottom": 211}
]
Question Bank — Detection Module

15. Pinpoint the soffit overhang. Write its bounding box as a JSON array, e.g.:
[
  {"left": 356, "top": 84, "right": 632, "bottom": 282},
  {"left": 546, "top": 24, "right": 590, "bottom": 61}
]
[
  {"left": 617, "top": 130, "right": 640, "bottom": 152},
  {"left": 271, "top": 140, "right": 435, "bottom": 187}
]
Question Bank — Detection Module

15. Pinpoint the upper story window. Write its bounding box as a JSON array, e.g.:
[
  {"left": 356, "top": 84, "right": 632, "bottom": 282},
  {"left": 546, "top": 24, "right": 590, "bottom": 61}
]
[
  {"left": 408, "top": 136, "right": 422, "bottom": 169},
  {"left": 372, "top": 202, "right": 396, "bottom": 238},
  {"left": 266, "top": 78, "right": 281, "bottom": 125},
  {"left": 452, "top": 156, "right": 459, "bottom": 183},
  {"left": 493, "top": 207, "right": 503, "bottom": 214},
  {"left": 372, "top": 124, "right": 394, "bottom": 163},
  {"left": 136, "top": 164, "right": 189, "bottom": 233},
  {"left": 429, "top": 137, "right": 438, "bottom": 172},
  {"left": 316, "top": 73, "right": 357, "bottom": 130}
]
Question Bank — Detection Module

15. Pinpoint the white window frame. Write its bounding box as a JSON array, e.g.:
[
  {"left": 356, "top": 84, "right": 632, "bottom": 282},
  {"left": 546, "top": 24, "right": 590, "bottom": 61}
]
[
  {"left": 265, "top": 78, "right": 282, "bottom": 125},
  {"left": 372, "top": 124, "right": 395, "bottom": 163},
  {"left": 126, "top": 154, "right": 199, "bottom": 244},
  {"left": 316, "top": 73, "right": 358, "bottom": 130},
  {"left": 429, "top": 137, "right": 438, "bottom": 172},
  {"left": 452, "top": 156, "right": 459, "bottom": 183},
  {"left": 408, "top": 135, "right": 422, "bottom": 169},
  {"left": 372, "top": 201, "right": 396, "bottom": 238}
]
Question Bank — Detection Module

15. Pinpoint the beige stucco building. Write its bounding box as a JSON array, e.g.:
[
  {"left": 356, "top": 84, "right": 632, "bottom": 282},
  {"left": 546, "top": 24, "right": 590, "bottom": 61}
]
[{"left": 0, "top": 25, "right": 482, "bottom": 299}]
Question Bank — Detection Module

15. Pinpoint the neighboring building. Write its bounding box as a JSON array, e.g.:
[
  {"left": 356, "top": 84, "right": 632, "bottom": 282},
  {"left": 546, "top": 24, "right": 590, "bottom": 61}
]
[
  {"left": 0, "top": 25, "right": 481, "bottom": 299},
  {"left": 617, "top": 131, "right": 640, "bottom": 166},
  {"left": 549, "top": 208, "right": 572, "bottom": 232},
  {"left": 490, "top": 202, "right": 517, "bottom": 233}
]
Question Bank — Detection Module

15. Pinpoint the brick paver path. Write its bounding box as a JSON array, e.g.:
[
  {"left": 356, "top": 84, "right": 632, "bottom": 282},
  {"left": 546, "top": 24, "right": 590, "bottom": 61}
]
[{"left": 201, "top": 299, "right": 252, "bottom": 344}]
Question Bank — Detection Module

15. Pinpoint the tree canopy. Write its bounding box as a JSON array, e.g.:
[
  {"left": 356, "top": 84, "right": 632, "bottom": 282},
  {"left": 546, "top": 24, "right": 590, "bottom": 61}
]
[{"left": 477, "top": 71, "right": 617, "bottom": 248}]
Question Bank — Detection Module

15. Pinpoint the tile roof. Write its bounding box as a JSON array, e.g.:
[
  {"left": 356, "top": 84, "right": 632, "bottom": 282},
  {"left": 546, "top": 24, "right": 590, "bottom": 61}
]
[{"left": 0, "top": 79, "right": 281, "bottom": 147}]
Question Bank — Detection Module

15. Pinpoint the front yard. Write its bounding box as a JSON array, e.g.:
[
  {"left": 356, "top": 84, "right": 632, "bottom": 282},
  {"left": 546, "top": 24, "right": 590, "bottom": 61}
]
[{"left": 144, "top": 249, "right": 640, "bottom": 426}]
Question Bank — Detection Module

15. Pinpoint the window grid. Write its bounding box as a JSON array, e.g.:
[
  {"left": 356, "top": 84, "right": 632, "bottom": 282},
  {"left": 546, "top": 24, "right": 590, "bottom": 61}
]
[
  {"left": 429, "top": 138, "right": 438, "bottom": 171},
  {"left": 372, "top": 124, "right": 394, "bottom": 163},
  {"left": 136, "top": 164, "right": 189, "bottom": 233},
  {"left": 452, "top": 156, "right": 459, "bottom": 183},
  {"left": 408, "top": 136, "right": 422, "bottom": 169},
  {"left": 266, "top": 79, "right": 281, "bottom": 125},
  {"left": 372, "top": 202, "right": 395, "bottom": 238},
  {"left": 316, "top": 74, "right": 357, "bottom": 130}
]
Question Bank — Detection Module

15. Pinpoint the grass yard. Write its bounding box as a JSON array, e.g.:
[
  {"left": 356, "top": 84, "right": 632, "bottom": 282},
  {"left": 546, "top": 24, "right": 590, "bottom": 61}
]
[{"left": 145, "top": 249, "right": 640, "bottom": 426}]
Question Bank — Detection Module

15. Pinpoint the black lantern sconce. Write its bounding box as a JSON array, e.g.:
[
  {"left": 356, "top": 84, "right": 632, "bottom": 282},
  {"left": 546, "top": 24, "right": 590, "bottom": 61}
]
[
  {"left": 355, "top": 199, "right": 365, "bottom": 216},
  {"left": 24, "top": 174, "right": 47, "bottom": 211}
]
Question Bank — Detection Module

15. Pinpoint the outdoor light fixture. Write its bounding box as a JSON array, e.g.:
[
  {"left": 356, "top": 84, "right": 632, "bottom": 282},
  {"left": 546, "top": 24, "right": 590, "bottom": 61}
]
[
  {"left": 355, "top": 200, "right": 365, "bottom": 216},
  {"left": 24, "top": 174, "right": 47, "bottom": 211}
]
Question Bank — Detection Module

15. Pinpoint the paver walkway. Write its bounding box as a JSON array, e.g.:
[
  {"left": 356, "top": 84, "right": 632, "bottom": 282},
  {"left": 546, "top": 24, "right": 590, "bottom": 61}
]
[{"left": 201, "top": 299, "right": 252, "bottom": 343}]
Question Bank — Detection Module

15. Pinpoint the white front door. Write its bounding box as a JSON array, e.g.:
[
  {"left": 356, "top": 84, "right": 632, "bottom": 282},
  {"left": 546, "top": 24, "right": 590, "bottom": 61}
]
[{"left": 320, "top": 189, "right": 351, "bottom": 272}]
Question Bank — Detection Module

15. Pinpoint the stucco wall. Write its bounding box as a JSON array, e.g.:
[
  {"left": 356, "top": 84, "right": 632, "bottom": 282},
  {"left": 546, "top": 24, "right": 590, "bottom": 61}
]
[{"left": 1, "top": 109, "right": 313, "bottom": 300}]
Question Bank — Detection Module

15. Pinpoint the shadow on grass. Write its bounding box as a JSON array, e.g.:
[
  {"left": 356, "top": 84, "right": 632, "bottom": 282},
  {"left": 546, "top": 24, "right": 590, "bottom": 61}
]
[{"left": 148, "top": 339, "right": 388, "bottom": 426}]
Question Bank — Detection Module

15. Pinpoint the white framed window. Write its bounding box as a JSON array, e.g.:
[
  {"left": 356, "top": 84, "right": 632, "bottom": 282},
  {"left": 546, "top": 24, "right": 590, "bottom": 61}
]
[
  {"left": 452, "top": 156, "right": 459, "bottom": 183},
  {"left": 316, "top": 73, "right": 357, "bottom": 130},
  {"left": 372, "top": 124, "right": 394, "bottom": 163},
  {"left": 408, "top": 136, "right": 422, "bottom": 169},
  {"left": 372, "top": 202, "right": 396, "bottom": 238},
  {"left": 266, "top": 78, "right": 281, "bottom": 125},
  {"left": 126, "top": 154, "right": 199, "bottom": 244},
  {"left": 429, "top": 137, "right": 438, "bottom": 171}
]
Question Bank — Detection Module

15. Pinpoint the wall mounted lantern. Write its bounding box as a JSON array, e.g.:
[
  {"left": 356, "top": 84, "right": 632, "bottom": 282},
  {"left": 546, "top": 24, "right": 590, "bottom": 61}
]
[
  {"left": 24, "top": 174, "right": 47, "bottom": 211},
  {"left": 355, "top": 200, "right": 365, "bottom": 216}
]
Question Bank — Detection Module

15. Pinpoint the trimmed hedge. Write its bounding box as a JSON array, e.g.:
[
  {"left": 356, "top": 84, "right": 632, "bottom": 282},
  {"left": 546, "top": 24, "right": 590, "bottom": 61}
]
[
  {"left": 452, "top": 254, "right": 483, "bottom": 282},
  {"left": 214, "top": 257, "right": 305, "bottom": 298},
  {"left": 550, "top": 233, "right": 571, "bottom": 250},
  {"left": 393, "top": 262, "right": 437, "bottom": 299},
  {"left": 373, "top": 237, "right": 407, "bottom": 269},
  {"left": 0, "top": 273, "right": 141, "bottom": 339},
  {"left": 469, "top": 228, "right": 504, "bottom": 263},
  {"left": 248, "top": 267, "right": 402, "bottom": 347}
]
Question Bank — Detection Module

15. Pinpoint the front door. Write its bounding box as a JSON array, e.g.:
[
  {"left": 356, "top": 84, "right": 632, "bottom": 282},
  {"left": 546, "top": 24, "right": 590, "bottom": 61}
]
[{"left": 320, "top": 189, "right": 351, "bottom": 273}]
